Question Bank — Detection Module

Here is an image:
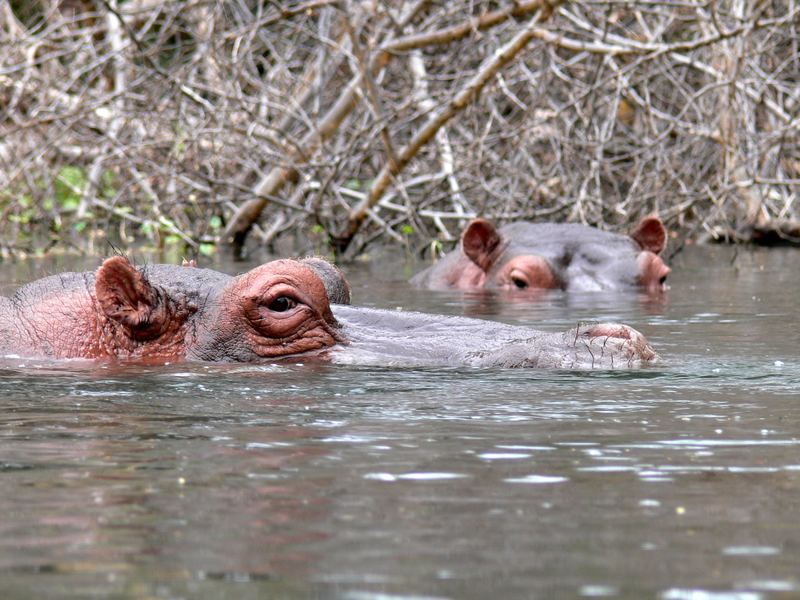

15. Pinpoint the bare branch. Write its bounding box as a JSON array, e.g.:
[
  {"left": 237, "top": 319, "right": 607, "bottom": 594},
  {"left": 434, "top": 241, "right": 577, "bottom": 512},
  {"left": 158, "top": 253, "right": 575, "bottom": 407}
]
[{"left": 335, "top": 4, "right": 561, "bottom": 253}]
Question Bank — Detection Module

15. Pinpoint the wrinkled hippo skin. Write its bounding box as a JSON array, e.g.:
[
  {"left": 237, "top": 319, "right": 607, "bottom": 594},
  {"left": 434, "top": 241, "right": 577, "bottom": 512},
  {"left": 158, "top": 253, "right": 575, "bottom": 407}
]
[
  {"left": 411, "top": 216, "right": 671, "bottom": 294},
  {"left": 0, "top": 256, "right": 349, "bottom": 362},
  {"left": 0, "top": 257, "right": 657, "bottom": 368}
]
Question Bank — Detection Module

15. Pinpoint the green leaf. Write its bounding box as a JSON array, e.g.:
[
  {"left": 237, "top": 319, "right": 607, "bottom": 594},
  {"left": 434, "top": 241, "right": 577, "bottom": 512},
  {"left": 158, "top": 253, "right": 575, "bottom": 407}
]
[
  {"left": 99, "top": 170, "right": 116, "bottom": 198},
  {"left": 55, "top": 166, "right": 86, "bottom": 208},
  {"left": 158, "top": 216, "right": 177, "bottom": 231}
]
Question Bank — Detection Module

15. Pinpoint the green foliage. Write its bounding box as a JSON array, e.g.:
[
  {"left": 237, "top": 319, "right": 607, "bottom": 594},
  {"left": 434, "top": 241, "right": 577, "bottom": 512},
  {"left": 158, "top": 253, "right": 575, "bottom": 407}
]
[
  {"left": 99, "top": 170, "right": 116, "bottom": 199},
  {"left": 8, "top": 194, "right": 34, "bottom": 225},
  {"left": 0, "top": 163, "right": 156, "bottom": 256},
  {"left": 308, "top": 223, "right": 331, "bottom": 256},
  {"left": 208, "top": 215, "right": 223, "bottom": 231},
  {"left": 54, "top": 166, "right": 86, "bottom": 210},
  {"left": 158, "top": 215, "right": 177, "bottom": 230},
  {"left": 138, "top": 218, "right": 183, "bottom": 246}
]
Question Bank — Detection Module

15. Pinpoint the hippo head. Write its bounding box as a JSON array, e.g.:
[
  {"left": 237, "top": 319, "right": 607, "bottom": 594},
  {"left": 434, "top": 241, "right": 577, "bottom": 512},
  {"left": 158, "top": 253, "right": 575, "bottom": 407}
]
[
  {"left": 454, "top": 216, "right": 670, "bottom": 294},
  {"left": 459, "top": 219, "right": 559, "bottom": 291},
  {"left": 190, "top": 258, "right": 346, "bottom": 361},
  {"left": 93, "top": 257, "right": 347, "bottom": 361}
]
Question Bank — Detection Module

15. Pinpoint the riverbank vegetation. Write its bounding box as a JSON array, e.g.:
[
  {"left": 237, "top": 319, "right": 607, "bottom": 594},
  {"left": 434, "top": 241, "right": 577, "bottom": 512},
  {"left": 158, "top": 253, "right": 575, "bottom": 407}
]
[{"left": 1, "top": 0, "right": 799, "bottom": 260}]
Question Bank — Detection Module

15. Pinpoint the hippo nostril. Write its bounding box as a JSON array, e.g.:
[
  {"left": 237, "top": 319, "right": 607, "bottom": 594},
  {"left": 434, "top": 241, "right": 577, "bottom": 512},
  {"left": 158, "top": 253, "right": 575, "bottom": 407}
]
[{"left": 268, "top": 296, "right": 296, "bottom": 312}]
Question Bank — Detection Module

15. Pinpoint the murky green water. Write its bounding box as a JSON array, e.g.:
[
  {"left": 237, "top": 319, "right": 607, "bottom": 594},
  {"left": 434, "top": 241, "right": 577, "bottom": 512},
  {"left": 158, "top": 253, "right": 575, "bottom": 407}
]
[{"left": 1, "top": 245, "right": 799, "bottom": 599}]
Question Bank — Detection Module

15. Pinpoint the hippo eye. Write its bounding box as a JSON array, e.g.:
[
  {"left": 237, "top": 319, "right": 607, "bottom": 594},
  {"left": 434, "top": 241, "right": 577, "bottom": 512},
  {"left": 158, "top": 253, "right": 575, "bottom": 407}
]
[
  {"left": 511, "top": 276, "right": 528, "bottom": 290},
  {"left": 267, "top": 296, "right": 296, "bottom": 312}
]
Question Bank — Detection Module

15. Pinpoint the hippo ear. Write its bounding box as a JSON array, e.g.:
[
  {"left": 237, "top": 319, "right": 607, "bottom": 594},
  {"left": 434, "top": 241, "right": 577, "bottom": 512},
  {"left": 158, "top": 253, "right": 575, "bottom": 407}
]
[
  {"left": 631, "top": 216, "right": 667, "bottom": 254},
  {"left": 462, "top": 219, "right": 503, "bottom": 271},
  {"left": 95, "top": 256, "right": 163, "bottom": 337}
]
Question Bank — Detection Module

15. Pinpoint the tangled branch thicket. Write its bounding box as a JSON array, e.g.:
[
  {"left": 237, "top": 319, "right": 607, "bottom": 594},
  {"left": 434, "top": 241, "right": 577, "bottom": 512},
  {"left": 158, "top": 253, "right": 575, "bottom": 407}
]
[{"left": 1, "top": 0, "right": 799, "bottom": 260}]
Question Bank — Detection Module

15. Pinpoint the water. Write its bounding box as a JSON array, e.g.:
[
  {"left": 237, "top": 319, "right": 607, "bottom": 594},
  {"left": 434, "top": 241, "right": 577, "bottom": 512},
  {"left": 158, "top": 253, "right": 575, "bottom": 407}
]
[{"left": 1, "top": 245, "right": 799, "bottom": 599}]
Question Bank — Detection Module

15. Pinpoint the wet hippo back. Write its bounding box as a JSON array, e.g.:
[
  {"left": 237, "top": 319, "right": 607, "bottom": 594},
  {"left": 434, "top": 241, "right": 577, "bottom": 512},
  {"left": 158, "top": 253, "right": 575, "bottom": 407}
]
[{"left": 330, "top": 305, "right": 657, "bottom": 369}]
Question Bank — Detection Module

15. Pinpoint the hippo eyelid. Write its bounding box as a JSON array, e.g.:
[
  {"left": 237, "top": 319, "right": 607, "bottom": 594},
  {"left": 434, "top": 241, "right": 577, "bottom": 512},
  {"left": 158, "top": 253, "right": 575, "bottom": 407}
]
[
  {"left": 244, "top": 283, "right": 308, "bottom": 324},
  {"left": 252, "top": 282, "right": 304, "bottom": 307}
]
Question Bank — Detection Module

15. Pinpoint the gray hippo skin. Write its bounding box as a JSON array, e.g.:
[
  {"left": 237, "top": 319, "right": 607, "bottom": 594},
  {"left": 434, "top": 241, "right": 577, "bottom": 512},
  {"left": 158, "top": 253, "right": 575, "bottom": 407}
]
[
  {"left": 0, "top": 257, "right": 657, "bottom": 369},
  {"left": 411, "top": 216, "right": 670, "bottom": 294}
]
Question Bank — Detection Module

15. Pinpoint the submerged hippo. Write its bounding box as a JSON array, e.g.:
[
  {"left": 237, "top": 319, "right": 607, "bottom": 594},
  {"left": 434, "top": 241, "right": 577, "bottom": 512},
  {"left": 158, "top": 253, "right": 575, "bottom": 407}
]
[
  {"left": 411, "top": 216, "right": 670, "bottom": 294},
  {"left": 0, "top": 257, "right": 657, "bottom": 369}
]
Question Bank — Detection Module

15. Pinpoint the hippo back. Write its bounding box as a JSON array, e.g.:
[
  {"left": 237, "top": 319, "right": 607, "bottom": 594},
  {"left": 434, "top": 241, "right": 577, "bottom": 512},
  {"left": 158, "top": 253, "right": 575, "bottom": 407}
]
[{"left": 137, "top": 263, "right": 232, "bottom": 303}]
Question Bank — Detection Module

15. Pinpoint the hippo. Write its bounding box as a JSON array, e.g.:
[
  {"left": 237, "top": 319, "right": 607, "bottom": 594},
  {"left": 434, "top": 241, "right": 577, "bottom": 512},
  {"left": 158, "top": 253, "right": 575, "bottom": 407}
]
[
  {"left": 0, "top": 256, "right": 657, "bottom": 369},
  {"left": 411, "top": 216, "right": 670, "bottom": 294}
]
